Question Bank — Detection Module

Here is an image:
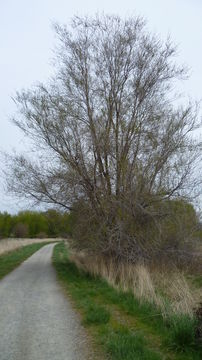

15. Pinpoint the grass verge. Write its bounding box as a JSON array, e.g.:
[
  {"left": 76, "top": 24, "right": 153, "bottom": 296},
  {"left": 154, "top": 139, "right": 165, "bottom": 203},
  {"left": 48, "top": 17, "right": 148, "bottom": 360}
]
[
  {"left": 53, "top": 242, "right": 202, "bottom": 360},
  {"left": 0, "top": 241, "right": 53, "bottom": 279}
]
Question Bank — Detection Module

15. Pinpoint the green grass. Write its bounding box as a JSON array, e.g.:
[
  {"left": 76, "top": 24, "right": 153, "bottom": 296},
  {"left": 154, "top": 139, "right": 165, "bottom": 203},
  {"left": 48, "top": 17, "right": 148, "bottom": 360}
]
[
  {"left": 83, "top": 303, "right": 110, "bottom": 325},
  {"left": 105, "top": 327, "right": 161, "bottom": 360},
  {"left": 166, "top": 314, "right": 198, "bottom": 352},
  {"left": 0, "top": 242, "right": 52, "bottom": 279},
  {"left": 53, "top": 242, "right": 202, "bottom": 360}
]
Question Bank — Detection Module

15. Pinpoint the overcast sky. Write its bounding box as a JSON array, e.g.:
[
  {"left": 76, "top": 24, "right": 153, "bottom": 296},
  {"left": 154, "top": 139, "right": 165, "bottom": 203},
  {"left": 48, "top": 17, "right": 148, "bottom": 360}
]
[{"left": 0, "top": 0, "right": 202, "bottom": 213}]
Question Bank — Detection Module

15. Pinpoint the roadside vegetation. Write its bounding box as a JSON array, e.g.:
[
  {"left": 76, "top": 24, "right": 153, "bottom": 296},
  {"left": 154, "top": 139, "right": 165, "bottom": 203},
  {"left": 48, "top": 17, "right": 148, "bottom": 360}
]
[
  {"left": 53, "top": 242, "right": 202, "bottom": 360},
  {"left": 70, "top": 249, "right": 201, "bottom": 317},
  {"left": 0, "top": 241, "right": 53, "bottom": 279}
]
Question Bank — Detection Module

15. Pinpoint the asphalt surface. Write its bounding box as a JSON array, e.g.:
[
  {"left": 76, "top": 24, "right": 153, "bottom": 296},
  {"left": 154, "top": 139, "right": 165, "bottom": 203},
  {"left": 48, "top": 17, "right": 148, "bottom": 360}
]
[{"left": 0, "top": 243, "right": 91, "bottom": 360}]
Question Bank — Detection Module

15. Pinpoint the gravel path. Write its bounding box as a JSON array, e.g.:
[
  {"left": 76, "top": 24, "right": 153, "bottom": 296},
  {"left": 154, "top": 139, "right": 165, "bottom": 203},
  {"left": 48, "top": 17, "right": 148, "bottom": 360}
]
[{"left": 0, "top": 243, "right": 91, "bottom": 360}]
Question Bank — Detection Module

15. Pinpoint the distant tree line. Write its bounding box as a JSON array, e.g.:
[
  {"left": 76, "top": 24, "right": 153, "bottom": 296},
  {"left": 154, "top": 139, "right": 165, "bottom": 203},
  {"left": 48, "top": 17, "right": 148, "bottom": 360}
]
[{"left": 0, "top": 209, "right": 73, "bottom": 239}]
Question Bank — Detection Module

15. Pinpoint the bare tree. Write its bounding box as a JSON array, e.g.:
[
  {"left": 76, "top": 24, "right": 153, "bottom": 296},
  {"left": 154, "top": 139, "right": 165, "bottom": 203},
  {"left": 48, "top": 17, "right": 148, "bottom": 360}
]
[{"left": 6, "top": 15, "right": 201, "bottom": 260}]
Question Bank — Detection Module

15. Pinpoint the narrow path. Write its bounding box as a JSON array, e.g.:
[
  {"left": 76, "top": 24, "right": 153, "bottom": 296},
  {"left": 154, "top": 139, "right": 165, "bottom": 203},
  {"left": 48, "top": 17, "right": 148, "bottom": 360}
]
[{"left": 0, "top": 243, "right": 90, "bottom": 360}]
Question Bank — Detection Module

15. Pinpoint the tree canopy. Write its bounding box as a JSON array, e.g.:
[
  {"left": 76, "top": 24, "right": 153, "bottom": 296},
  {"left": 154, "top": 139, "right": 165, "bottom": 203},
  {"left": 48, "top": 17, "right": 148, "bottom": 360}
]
[{"left": 6, "top": 15, "right": 202, "bottom": 260}]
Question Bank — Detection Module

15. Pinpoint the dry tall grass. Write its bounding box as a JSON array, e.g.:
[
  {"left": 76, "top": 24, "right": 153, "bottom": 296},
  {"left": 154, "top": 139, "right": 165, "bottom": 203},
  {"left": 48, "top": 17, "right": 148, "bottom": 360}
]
[
  {"left": 0, "top": 238, "right": 58, "bottom": 256},
  {"left": 69, "top": 250, "right": 201, "bottom": 317}
]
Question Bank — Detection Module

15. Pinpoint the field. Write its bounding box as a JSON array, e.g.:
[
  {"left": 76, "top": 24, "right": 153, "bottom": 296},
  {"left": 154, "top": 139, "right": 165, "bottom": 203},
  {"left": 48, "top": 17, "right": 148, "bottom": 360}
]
[{"left": 0, "top": 238, "right": 58, "bottom": 256}]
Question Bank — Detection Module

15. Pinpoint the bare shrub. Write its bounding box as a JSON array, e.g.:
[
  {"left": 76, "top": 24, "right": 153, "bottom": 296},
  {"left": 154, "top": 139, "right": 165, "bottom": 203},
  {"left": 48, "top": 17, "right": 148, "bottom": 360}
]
[
  {"left": 37, "top": 231, "right": 48, "bottom": 239},
  {"left": 13, "top": 223, "right": 28, "bottom": 238}
]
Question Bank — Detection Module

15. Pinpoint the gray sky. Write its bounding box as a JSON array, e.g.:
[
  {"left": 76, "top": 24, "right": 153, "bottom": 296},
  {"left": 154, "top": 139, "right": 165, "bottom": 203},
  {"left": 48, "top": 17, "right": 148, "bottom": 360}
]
[{"left": 0, "top": 0, "right": 202, "bottom": 213}]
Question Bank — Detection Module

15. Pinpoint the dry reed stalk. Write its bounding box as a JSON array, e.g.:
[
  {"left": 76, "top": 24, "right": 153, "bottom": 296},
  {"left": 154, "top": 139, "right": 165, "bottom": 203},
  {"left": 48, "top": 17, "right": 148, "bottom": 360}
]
[
  {"left": 69, "top": 249, "right": 199, "bottom": 317},
  {"left": 167, "top": 272, "right": 196, "bottom": 315},
  {"left": 133, "top": 265, "right": 157, "bottom": 301}
]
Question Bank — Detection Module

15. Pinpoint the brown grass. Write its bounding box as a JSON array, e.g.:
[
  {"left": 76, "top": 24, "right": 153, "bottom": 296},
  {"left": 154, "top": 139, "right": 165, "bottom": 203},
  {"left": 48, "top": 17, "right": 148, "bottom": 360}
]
[
  {"left": 0, "top": 238, "right": 58, "bottom": 256},
  {"left": 69, "top": 250, "right": 202, "bottom": 317}
]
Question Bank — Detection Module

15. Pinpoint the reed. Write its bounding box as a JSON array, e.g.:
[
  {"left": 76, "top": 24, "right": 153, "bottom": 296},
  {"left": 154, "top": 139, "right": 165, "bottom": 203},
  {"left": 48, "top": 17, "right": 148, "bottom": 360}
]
[{"left": 69, "top": 250, "right": 200, "bottom": 317}]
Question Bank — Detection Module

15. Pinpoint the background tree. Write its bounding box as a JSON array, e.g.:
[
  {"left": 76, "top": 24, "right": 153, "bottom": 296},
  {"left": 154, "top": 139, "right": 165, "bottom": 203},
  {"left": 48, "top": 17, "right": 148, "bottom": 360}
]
[
  {"left": 13, "top": 223, "right": 28, "bottom": 238},
  {"left": 45, "top": 209, "right": 64, "bottom": 237},
  {"left": 0, "top": 212, "right": 13, "bottom": 238},
  {"left": 6, "top": 15, "right": 201, "bottom": 260}
]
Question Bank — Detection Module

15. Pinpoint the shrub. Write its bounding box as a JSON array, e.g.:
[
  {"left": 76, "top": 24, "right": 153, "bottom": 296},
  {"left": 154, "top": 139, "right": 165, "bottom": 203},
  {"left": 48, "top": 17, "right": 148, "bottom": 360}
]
[
  {"left": 13, "top": 223, "right": 28, "bottom": 238},
  {"left": 37, "top": 232, "right": 48, "bottom": 239}
]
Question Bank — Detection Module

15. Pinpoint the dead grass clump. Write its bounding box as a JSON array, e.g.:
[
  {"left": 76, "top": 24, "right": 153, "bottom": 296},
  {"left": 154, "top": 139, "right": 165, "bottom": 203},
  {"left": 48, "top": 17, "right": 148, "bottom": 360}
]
[
  {"left": 168, "top": 272, "right": 198, "bottom": 316},
  {"left": 132, "top": 264, "right": 157, "bottom": 302},
  {"left": 69, "top": 248, "right": 200, "bottom": 318}
]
